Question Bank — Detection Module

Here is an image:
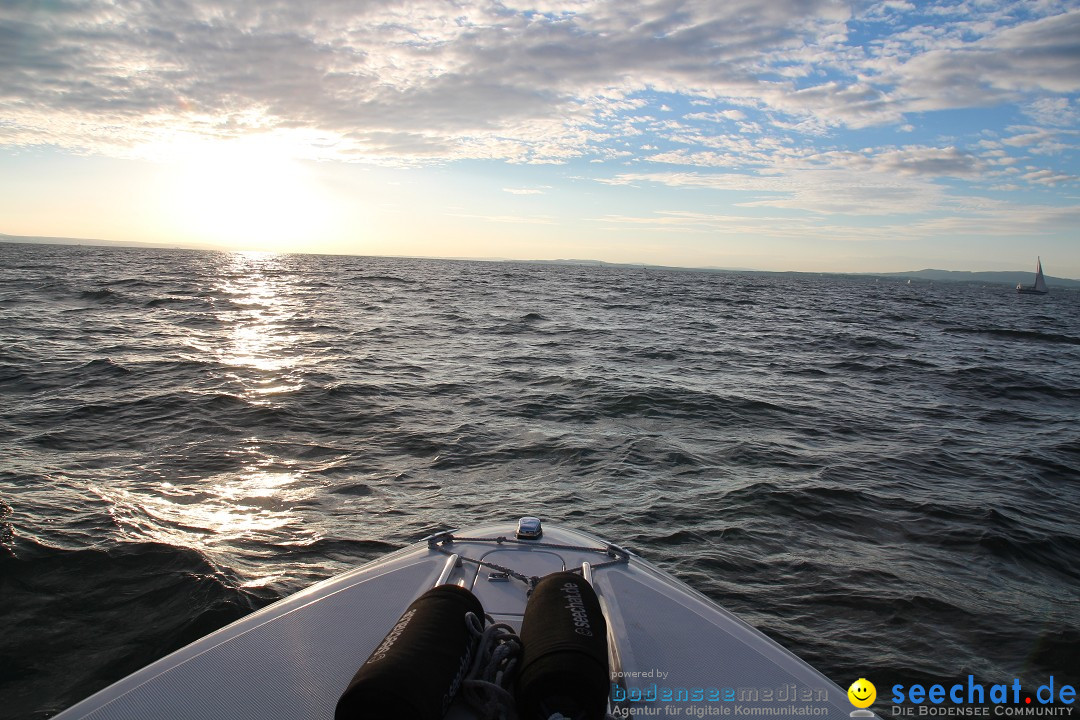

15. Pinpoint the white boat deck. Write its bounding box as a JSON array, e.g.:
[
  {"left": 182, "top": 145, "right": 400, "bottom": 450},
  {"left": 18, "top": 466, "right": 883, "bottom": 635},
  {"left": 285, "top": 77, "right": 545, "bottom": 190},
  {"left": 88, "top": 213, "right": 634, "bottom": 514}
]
[{"left": 53, "top": 522, "right": 864, "bottom": 720}]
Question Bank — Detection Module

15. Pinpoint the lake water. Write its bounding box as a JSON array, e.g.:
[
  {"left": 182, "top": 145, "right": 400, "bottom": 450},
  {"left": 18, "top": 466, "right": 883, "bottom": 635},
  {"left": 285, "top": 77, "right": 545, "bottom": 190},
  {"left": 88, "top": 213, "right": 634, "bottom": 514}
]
[{"left": 1, "top": 241, "right": 1078, "bottom": 718}]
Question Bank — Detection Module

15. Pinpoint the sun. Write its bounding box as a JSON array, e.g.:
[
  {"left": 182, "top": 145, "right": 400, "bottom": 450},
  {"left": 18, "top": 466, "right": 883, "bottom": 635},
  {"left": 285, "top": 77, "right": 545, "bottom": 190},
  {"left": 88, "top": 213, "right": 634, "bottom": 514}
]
[{"left": 155, "top": 134, "right": 339, "bottom": 252}]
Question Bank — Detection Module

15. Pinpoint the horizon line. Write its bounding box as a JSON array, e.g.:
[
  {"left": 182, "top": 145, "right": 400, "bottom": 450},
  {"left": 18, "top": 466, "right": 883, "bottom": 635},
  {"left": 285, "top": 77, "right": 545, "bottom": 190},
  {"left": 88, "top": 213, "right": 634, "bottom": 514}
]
[{"left": 2, "top": 232, "right": 1076, "bottom": 283}]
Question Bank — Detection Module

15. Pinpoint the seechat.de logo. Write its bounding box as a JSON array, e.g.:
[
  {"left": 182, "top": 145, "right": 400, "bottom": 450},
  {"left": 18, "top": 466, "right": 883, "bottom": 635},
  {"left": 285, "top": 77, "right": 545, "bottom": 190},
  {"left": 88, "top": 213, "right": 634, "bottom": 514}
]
[{"left": 848, "top": 678, "right": 877, "bottom": 717}]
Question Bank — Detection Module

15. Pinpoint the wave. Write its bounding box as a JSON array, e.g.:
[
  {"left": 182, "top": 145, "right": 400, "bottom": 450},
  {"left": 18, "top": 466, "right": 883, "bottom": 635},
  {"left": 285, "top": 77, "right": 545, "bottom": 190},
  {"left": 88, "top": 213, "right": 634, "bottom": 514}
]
[
  {"left": 349, "top": 273, "right": 416, "bottom": 284},
  {"left": 0, "top": 539, "right": 266, "bottom": 719},
  {"left": 144, "top": 296, "right": 216, "bottom": 311},
  {"left": 945, "top": 366, "right": 1080, "bottom": 400},
  {"left": 946, "top": 327, "right": 1080, "bottom": 345},
  {"left": 78, "top": 288, "right": 124, "bottom": 302}
]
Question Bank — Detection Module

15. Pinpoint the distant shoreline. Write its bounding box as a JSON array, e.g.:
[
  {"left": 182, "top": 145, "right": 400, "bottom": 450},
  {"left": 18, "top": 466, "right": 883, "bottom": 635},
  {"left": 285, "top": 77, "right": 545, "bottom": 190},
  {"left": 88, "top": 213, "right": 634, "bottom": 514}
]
[{"left": 3, "top": 233, "right": 1078, "bottom": 286}]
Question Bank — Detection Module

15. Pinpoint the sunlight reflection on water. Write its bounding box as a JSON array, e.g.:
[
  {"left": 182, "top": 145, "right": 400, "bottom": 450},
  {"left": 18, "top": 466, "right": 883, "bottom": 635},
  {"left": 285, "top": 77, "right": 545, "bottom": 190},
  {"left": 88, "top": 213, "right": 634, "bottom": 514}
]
[
  {"left": 89, "top": 252, "right": 325, "bottom": 584},
  {"left": 92, "top": 467, "right": 318, "bottom": 550},
  {"left": 217, "top": 252, "right": 305, "bottom": 381}
]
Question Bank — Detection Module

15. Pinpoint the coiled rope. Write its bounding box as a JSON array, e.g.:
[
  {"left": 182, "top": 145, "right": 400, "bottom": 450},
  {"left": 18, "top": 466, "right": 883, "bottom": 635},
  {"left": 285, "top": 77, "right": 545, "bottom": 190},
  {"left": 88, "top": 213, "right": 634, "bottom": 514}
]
[
  {"left": 462, "top": 612, "right": 522, "bottom": 720},
  {"left": 461, "top": 612, "right": 619, "bottom": 720}
]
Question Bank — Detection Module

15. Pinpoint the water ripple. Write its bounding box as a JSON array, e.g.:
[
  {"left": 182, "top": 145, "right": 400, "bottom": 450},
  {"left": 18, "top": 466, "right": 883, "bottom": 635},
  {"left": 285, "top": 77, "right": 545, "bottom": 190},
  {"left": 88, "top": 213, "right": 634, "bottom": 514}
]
[{"left": 1, "top": 242, "right": 1078, "bottom": 719}]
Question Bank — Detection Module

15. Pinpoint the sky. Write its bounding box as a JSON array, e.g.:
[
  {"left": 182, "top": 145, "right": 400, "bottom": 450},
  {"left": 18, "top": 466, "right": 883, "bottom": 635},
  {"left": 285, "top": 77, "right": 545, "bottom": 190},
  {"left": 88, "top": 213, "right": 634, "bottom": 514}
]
[{"left": 1, "top": 0, "right": 1078, "bottom": 275}]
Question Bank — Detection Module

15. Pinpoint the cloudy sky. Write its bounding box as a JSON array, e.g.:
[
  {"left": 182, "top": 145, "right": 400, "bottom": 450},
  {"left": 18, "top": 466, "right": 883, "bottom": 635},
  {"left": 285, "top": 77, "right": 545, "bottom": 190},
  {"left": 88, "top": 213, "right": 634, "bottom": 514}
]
[{"left": 1, "top": 0, "right": 1078, "bottom": 274}]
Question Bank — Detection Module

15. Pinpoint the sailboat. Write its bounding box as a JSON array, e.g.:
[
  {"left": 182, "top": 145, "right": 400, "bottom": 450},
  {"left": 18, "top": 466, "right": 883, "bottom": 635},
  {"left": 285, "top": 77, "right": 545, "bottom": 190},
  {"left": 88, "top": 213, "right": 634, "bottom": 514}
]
[{"left": 1017, "top": 257, "right": 1049, "bottom": 295}]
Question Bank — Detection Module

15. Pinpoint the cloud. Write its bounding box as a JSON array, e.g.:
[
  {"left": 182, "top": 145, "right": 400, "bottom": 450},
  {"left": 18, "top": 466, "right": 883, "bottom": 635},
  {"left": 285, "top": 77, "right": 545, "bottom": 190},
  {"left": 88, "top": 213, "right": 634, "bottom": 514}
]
[
  {"left": 597, "top": 188, "right": 1080, "bottom": 248},
  {"left": 0, "top": 0, "right": 1076, "bottom": 174},
  {"left": 2, "top": 1, "right": 843, "bottom": 154},
  {"left": 998, "top": 125, "right": 1078, "bottom": 157},
  {"left": 759, "top": 81, "right": 905, "bottom": 129},
  {"left": 595, "top": 209, "right": 821, "bottom": 238},
  {"left": 810, "top": 146, "right": 987, "bottom": 178},
  {"left": 599, "top": 164, "right": 948, "bottom": 216},
  {"left": 883, "top": 9, "right": 1080, "bottom": 111},
  {"left": 896, "top": 202, "right": 1080, "bottom": 238},
  {"left": 1024, "top": 98, "right": 1079, "bottom": 127},
  {"left": 1020, "top": 168, "right": 1075, "bottom": 186},
  {"left": 502, "top": 186, "right": 550, "bottom": 195},
  {"left": 446, "top": 211, "right": 557, "bottom": 224}
]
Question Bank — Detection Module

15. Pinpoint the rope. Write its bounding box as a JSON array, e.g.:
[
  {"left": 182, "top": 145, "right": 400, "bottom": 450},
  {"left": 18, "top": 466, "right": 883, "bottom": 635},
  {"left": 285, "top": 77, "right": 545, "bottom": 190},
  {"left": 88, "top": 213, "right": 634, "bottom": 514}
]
[
  {"left": 428, "top": 533, "right": 632, "bottom": 589},
  {"left": 436, "top": 544, "right": 540, "bottom": 587},
  {"left": 462, "top": 612, "right": 523, "bottom": 720},
  {"left": 459, "top": 612, "right": 619, "bottom": 720}
]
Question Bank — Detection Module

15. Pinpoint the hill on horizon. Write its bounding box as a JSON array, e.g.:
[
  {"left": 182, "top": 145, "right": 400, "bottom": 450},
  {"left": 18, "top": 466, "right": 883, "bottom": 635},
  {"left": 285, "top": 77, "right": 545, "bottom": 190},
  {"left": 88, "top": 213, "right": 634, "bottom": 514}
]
[{"left": 880, "top": 268, "right": 1080, "bottom": 288}]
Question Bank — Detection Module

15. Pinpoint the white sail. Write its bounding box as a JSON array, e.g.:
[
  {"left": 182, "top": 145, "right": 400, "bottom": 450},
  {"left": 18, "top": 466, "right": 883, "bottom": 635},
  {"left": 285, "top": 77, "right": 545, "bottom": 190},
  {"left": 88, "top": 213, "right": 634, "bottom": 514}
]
[
  {"left": 1034, "top": 257, "right": 1048, "bottom": 293},
  {"left": 1017, "top": 257, "right": 1049, "bottom": 294}
]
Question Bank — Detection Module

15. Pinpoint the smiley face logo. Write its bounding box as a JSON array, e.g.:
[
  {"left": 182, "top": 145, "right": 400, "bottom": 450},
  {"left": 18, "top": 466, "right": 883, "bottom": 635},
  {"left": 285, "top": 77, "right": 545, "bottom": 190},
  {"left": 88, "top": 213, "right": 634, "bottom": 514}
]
[{"left": 848, "top": 678, "right": 876, "bottom": 709}]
